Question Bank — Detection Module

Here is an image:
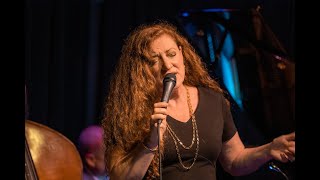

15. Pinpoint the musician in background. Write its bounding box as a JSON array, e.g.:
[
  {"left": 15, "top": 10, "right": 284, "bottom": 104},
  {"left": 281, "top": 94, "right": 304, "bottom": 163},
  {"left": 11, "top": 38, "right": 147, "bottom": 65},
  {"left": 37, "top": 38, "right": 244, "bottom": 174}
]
[{"left": 78, "top": 125, "right": 109, "bottom": 180}]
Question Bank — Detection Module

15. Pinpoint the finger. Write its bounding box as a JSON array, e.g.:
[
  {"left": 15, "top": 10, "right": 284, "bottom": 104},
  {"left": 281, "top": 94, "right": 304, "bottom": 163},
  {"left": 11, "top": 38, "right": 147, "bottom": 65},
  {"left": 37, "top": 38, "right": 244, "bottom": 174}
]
[
  {"left": 154, "top": 102, "right": 169, "bottom": 108},
  {"left": 153, "top": 119, "right": 168, "bottom": 140},
  {"left": 286, "top": 132, "right": 295, "bottom": 141},
  {"left": 284, "top": 148, "right": 295, "bottom": 156},
  {"left": 153, "top": 107, "right": 168, "bottom": 115},
  {"left": 151, "top": 114, "right": 167, "bottom": 122},
  {"left": 288, "top": 146, "right": 295, "bottom": 154},
  {"left": 286, "top": 153, "right": 295, "bottom": 162},
  {"left": 284, "top": 149, "right": 295, "bottom": 162},
  {"left": 288, "top": 141, "right": 295, "bottom": 147},
  {"left": 280, "top": 153, "right": 289, "bottom": 163}
]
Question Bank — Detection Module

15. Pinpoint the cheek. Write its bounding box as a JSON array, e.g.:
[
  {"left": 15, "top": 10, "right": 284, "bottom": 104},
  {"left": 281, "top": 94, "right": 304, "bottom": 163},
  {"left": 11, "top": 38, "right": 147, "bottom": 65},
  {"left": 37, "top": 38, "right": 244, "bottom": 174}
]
[{"left": 175, "top": 71, "right": 185, "bottom": 88}]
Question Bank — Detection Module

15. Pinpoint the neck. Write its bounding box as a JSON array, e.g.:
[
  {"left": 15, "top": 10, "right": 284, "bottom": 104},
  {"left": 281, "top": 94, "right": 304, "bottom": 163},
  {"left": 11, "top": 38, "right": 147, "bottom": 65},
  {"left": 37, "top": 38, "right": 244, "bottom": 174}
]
[
  {"left": 168, "top": 85, "right": 188, "bottom": 105},
  {"left": 167, "top": 85, "right": 192, "bottom": 122}
]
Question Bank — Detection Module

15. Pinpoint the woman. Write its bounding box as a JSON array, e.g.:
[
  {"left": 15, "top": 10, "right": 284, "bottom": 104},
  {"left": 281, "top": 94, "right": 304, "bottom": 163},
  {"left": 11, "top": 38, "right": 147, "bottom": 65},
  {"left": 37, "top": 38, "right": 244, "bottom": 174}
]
[{"left": 101, "top": 21, "right": 295, "bottom": 180}]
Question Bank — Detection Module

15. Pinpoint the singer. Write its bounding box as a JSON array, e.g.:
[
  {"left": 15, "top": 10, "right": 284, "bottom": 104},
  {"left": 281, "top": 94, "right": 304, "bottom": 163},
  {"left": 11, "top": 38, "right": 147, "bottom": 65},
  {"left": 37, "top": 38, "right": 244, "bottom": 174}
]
[{"left": 101, "top": 21, "right": 295, "bottom": 180}]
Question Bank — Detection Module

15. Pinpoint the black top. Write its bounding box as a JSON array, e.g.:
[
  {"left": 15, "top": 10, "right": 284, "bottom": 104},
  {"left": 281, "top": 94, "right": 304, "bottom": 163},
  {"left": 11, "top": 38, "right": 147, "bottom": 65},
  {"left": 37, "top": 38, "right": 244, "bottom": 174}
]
[{"left": 162, "top": 87, "right": 237, "bottom": 180}]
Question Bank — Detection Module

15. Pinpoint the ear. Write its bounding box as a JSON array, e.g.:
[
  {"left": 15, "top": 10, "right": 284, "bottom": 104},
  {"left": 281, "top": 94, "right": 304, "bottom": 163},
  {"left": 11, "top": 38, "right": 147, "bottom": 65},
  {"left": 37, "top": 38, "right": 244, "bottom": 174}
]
[
  {"left": 85, "top": 153, "right": 96, "bottom": 168},
  {"left": 179, "top": 46, "right": 182, "bottom": 51}
]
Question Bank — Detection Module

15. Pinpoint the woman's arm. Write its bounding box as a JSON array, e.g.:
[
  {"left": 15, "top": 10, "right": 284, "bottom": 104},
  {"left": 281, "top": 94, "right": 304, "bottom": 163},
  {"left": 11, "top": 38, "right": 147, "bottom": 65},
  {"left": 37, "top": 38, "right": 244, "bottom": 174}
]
[
  {"left": 109, "top": 119, "right": 162, "bottom": 180},
  {"left": 218, "top": 131, "right": 295, "bottom": 176},
  {"left": 108, "top": 143, "right": 156, "bottom": 180},
  {"left": 109, "top": 101, "right": 169, "bottom": 179}
]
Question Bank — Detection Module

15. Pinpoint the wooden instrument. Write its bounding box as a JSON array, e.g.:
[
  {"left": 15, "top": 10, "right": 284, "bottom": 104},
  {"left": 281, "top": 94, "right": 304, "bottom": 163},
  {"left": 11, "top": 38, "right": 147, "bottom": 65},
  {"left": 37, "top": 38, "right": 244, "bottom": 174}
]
[{"left": 25, "top": 120, "right": 83, "bottom": 180}]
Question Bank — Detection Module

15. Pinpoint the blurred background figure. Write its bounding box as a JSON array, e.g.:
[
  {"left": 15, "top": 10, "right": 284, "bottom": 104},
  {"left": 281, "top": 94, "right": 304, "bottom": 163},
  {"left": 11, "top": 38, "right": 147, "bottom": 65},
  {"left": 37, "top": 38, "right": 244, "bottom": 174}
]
[{"left": 78, "top": 125, "right": 109, "bottom": 180}]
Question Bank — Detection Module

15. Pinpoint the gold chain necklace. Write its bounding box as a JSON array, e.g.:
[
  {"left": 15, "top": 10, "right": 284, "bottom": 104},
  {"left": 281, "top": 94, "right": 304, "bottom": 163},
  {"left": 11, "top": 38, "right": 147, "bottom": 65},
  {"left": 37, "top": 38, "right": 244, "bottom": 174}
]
[{"left": 167, "top": 86, "right": 199, "bottom": 170}]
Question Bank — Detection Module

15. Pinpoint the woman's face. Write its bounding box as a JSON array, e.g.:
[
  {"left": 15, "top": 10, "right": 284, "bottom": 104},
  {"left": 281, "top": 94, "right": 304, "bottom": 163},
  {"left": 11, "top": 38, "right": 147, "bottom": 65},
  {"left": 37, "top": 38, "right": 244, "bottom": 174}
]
[{"left": 149, "top": 34, "right": 185, "bottom": 90}]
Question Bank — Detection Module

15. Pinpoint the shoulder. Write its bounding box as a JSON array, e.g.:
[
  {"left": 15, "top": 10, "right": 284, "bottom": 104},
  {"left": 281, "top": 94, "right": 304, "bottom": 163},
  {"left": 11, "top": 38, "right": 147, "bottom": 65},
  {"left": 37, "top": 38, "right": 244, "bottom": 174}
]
[
  {"left": 82, "top": 171, "right": 94, "bottom": 180},
  {"left": 198, "top": 86, "right": 225, "bottom": 101}
]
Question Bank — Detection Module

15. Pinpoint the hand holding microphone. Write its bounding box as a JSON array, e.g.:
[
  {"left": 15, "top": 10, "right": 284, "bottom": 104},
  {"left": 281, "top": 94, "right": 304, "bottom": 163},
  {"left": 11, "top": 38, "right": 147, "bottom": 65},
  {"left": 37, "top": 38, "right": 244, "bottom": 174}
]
[{"left": 148, "top": 73, "right": 176, "bottom": 146}]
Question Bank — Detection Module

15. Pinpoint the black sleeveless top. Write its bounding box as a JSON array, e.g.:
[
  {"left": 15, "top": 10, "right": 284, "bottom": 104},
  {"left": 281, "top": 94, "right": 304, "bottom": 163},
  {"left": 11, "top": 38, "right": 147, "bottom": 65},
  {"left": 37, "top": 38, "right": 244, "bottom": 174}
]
[{"left": 162, "top": 87, "right": 237, "bottom": 180}]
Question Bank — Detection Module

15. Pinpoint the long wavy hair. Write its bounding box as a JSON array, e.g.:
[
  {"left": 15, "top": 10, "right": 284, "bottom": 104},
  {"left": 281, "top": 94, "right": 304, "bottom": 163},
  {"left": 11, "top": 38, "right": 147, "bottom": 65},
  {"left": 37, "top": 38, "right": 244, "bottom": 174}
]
[{"left": 101, "top": 21, "right": 225, "bottom": 179}]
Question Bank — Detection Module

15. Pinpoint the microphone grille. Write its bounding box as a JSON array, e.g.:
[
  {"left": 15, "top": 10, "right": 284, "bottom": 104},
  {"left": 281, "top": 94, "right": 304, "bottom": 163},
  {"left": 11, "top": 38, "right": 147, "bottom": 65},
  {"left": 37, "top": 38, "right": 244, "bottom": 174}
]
[{"left": 163, "top": 73, "right": 176, "bottom": 84}]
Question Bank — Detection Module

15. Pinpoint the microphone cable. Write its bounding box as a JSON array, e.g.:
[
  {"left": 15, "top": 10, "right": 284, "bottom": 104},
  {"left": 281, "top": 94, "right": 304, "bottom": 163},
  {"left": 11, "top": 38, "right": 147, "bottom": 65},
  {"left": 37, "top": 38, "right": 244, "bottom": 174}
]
[
  {"left": 268, "top": 162, "right": 289, "bottom": 180},
  {"left": 158, "top": 120, "right": 162, "bottom": 180}
]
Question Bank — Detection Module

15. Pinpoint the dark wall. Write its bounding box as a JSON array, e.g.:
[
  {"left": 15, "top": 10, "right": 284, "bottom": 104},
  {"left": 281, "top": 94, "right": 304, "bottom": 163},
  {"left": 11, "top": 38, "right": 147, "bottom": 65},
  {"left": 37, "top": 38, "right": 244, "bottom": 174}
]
[{"left": 25, "top": 0, "right": 91, "bottom": 143}]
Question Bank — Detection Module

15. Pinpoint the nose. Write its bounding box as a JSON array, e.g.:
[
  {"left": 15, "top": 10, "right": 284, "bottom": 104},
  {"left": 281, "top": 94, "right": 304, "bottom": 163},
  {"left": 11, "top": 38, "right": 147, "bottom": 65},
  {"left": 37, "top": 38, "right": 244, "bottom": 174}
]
[
  {"left": 162, "top": 59, "right": 173, "bottom": 71},
  {"left": 160, "top": 64, "right": 172, "bottom": 76},
  {"left": 165, "top": 64, "right": 173, "bottom": 70}
]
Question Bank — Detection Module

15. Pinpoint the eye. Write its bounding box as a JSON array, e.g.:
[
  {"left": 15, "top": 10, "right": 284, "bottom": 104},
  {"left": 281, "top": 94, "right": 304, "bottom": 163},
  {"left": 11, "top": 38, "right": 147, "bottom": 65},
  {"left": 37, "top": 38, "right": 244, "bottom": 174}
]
[{"left": 167, "top": 51, "right": 176, "bottom": 58}]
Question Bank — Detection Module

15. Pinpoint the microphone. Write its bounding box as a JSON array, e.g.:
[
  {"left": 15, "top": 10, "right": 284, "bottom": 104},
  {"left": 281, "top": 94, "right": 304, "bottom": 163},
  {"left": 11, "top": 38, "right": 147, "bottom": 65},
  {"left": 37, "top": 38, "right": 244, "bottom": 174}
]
[{"left": 161, "top": 73, "right": 177, "bottom": 103}]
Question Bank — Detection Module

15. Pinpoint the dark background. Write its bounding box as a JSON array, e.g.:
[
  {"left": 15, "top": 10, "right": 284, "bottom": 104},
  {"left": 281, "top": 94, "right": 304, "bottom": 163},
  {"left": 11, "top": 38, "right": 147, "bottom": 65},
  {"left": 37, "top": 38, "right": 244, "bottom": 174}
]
[{"left": 25, "top": 0, "right": 295, "bottom": 179}]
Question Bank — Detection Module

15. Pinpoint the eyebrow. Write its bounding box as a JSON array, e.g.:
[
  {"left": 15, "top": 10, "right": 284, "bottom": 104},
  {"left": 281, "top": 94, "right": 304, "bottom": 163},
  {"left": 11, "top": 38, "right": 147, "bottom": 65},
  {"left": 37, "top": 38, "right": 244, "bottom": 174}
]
[{"left": 150, "top": 48, "right": 177, "bottom": 56}]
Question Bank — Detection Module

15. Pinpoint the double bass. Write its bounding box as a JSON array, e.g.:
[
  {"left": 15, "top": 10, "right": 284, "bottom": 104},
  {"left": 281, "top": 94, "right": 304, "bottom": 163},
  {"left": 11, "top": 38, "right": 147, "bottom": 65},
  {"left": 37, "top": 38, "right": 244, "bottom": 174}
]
[{"left": 25, "top": 120, "right": 83, "bottom": 180}]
